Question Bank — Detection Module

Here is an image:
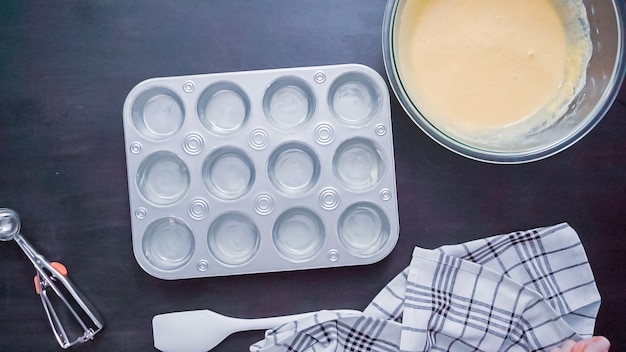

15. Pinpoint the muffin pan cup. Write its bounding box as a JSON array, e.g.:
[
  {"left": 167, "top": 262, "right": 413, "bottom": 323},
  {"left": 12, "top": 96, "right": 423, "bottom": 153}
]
[{"left": 123, "top": 64, "right": 399, "bottom": 279}]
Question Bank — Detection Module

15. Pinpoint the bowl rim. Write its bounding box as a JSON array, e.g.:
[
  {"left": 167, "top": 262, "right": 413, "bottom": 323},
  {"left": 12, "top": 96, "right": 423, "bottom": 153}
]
[{"left": 382, "top": 0, "right": 626, "bottom": 164}]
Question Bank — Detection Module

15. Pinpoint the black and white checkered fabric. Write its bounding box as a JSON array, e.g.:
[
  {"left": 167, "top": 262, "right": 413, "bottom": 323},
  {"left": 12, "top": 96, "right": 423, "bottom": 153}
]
[{"left": 251, "top": 223, "right": 600, "bottom": 352}]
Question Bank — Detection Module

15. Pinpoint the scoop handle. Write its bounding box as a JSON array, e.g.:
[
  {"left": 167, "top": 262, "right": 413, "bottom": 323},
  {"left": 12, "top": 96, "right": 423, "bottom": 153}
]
[{"left": 15, "top": 233, "right": 105, "bottom": 347}]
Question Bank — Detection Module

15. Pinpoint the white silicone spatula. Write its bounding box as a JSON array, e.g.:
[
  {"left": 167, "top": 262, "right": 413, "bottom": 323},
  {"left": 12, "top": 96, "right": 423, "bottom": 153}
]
[{"left": 153, "top": 309, "right": 362, "bottom": 352}]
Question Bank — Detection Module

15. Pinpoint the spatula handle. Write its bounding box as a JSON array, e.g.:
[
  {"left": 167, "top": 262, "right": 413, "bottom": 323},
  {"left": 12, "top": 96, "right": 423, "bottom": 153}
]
[{"left": 236, "top": 309, "right": 362, "bottom": 331}]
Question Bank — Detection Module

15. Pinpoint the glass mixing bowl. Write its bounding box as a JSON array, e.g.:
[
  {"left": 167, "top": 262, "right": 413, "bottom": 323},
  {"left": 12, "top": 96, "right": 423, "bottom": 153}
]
[{"left": 383, "top": 0, "right": 626, "bottom": 163}]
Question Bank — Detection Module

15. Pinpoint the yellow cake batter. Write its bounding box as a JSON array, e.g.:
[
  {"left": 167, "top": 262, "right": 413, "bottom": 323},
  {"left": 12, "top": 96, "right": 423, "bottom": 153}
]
[{"left": 395, "top": 0, "right": 591, "bottom": 141}]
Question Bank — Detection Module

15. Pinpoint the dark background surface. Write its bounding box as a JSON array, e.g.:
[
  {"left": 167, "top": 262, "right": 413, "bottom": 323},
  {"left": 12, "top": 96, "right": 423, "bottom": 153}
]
[{"left": 1, "top": 1, "right": 624, "bottom": 351}]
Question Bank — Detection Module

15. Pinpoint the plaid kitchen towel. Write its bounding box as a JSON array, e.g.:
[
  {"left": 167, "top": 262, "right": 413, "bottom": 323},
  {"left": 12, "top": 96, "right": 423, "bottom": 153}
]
[{"left": 251, "top": 223, "right": 601, "bottom": 351}]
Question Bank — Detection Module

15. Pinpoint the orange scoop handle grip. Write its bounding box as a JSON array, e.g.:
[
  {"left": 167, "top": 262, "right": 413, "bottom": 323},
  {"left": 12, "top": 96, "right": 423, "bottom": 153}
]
[{"left": 34, "top": 262, "right": 67, "bottom": 295}]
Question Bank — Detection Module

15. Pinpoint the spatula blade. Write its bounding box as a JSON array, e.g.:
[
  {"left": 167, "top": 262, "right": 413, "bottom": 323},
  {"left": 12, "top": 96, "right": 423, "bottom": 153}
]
[{"left": 153, "top": 310, "right": 222, "bottom": 352}]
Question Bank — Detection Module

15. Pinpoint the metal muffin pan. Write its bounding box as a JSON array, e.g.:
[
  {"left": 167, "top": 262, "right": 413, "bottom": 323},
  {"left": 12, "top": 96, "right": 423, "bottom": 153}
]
[{"left": 122, "top": 64, "right": 399, "bottom": 279}]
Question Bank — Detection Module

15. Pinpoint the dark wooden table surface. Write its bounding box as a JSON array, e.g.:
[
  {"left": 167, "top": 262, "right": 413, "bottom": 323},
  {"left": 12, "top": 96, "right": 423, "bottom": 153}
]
[{"left": 1, "top": 1, "right": 624, "bottom": 351}]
